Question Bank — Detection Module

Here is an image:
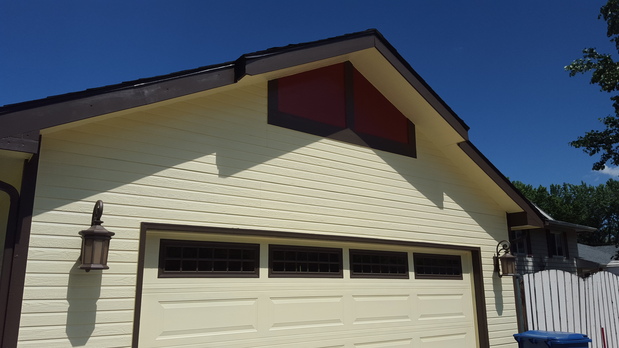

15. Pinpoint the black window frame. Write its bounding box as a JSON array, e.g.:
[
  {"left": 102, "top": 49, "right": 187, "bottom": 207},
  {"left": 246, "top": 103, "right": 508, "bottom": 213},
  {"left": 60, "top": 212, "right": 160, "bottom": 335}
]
[
  {"left": 509, "top": 229, "right": 532, "bottom": 257},
  {"left": 413, "top": 253, "right": 463, "bottom": 280},
  {"left": 349, "top": 249, "right": 409, "bottom": 279},
  {"left": 158, "top": 239, "right": 260, "bottom": 278},
  {"left": 269, "top": 244, "right": 343, "bottom": 278},
  {"left": 546, "top": 230, "right": 569, "bottom": 259}
]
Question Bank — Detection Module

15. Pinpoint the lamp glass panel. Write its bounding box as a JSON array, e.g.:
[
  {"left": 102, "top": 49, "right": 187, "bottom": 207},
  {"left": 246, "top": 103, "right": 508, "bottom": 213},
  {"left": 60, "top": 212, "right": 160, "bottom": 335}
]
[
  {"left": 92, "top": 239, "right": 104, "bottom": 264},
  {"left": 500, "top": 255, "right": 516, "bottom": 275},
  {"left": 82, "top": 238, "right": 94, "bottom": 265}
]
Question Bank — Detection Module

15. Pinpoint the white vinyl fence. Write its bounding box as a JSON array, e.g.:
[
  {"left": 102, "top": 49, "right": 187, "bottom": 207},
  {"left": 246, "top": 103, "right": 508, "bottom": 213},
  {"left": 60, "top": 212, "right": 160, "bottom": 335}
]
[{"left": 522, "top": 270, "right": 619, "bottom": 348}]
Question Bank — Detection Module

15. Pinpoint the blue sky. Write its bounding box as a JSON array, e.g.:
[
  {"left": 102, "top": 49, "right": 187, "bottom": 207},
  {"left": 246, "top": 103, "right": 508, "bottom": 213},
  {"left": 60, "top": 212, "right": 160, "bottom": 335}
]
[{"left": 1, "top": 1, "right": 617, "bottom": 187}]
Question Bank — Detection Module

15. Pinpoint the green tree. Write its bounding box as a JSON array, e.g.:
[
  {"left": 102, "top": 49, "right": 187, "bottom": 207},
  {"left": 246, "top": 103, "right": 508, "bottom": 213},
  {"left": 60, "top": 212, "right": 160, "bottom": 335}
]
[
  {"left": 566, "top": 0, "right": 619, "bottom": 170},
  {"left": 512, "top": 180, "right": 619, "bottom": 246}
]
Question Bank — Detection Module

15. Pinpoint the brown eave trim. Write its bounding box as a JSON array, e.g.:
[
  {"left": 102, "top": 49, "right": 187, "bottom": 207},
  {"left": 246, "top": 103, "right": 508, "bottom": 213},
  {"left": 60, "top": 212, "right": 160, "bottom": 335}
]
[
  {"left": 545, "top": 220, "right": 597, "bottom": 233},
  {"left": 458, "top": 140, "right": 544, "bottom": 228},
  {"left": 133, "top": 222, "right": 490, "bottom": 348},
  {"left": 244, "top": 35, "right": 376, "bottom": 76},
  {"left": 0, "top": 131, "right": 40, "bottom": 154},
  {"left": 2, "top": 29, "right": 469, "bottom": 147},
  {"left": 0, "top": 66, "right": 235, "bottom": 139}
]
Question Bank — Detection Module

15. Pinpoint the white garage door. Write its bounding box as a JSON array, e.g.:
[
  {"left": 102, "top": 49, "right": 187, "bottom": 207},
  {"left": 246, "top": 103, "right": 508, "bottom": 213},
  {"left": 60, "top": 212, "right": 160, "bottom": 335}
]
[{"left": 138, "top": 231, "right": 479, "bottom": 348}]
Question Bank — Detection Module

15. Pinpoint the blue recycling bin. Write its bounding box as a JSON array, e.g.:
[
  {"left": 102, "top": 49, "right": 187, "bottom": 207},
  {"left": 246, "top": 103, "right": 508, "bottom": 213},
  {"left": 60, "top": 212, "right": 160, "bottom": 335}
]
[{"left": 513, "top": 330, "right": 591, "bottom": 348}]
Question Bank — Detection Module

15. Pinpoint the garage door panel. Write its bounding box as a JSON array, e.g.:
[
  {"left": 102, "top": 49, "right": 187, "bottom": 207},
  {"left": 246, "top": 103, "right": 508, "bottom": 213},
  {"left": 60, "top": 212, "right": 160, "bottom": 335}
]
[
  {"left": 138, "top": 234, "right": 479, "bottom": 347},
  {"left": 159, "top": 297, "right": 259, "bottom": 337},
  {"left": 351, "top": 294, "right": 411, "bottom": 325},
  {"left": 269, "top": 294, "right": 344, "bottom": 331},
  {"left": 139, "top": 291, "right": 262, "bottom": 345},
  {"left": 418, "top": 329, "right": 476, "bottom": 348},
  {"left": 353, "top": 338, "right": 413, "bottom": 348},
  {"left": 415, "top": 290, "right": 472, "bottom": 322}
]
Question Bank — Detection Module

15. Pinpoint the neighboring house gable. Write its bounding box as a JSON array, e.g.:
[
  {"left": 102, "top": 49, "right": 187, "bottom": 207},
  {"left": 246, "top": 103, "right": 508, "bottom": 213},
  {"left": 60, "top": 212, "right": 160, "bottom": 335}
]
[
  {"left": 0, "top": 29, "right": 561, "bottom": 347},
  {"left": 509, "top": 206, "right": 596, "bottom": 275}
]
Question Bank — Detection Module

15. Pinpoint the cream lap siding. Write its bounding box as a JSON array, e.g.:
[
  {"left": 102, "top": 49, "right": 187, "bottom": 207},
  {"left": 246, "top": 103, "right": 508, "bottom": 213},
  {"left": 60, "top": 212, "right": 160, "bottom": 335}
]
[{"left": 20, "top": 83, "right": 517, "bottom": 347}]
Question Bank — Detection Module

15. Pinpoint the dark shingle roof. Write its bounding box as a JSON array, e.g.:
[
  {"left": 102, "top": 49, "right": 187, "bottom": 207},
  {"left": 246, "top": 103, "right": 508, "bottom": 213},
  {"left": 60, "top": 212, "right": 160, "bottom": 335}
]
[{"left": 578, "top": 244, "right": 619, "bottom": 265}]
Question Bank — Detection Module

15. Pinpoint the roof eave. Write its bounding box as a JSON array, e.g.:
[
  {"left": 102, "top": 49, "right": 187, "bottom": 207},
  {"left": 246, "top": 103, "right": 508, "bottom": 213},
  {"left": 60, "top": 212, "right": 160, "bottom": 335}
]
[
  {"left": 0, "top": 64, "right": 236, "bottom": 140},
  {"left": 0, "top": 29, "right": 470, "bottom": 144},
  {"left": 546, "top": 220, "right": 597, "bottom": 233},
  {"left": 457, "top": 140, "right": 546, "bottom": 229}
]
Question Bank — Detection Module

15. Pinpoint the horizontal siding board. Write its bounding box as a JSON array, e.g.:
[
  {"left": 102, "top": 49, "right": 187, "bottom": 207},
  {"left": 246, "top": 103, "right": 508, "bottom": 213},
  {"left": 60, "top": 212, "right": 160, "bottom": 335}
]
[
  {"left": 34, "top": 179, "right": 496, "bottom": 234},
  {"left": 45, "top": 122, "right": 487, "bottom": 209},
  {"left": 36, "top": 165, "right": 502, "bottom": 224},
  {"left": 16, "top": 334, "right": 132, "bottom": 348},
  {"left": 18, "top": 322, "right": 133, "bottom": 341},
  {"left": 22, "top": 298, "right": 134, "bottom": 314},
  {"left": 26, "top": 246, "right": 136, "bottom": 263},
  {"left": 20, "top": 310, "right": 134, "bottom": 327},
  {"left": 34, "top": 186, "right": 499, "bottom": 235},
  {"left": 37, "top": 141, "right": 451, "bottom": 208},
  {"left": 39, "top": 126, "right": 495, "bottom": 207},
  {"left": 32, "top": 208, "right": 496, "bottom": 247},
  {"left": 24, "top": 273, "right": 137, "bottom": 287},
  {"left": 24, "top": 260, "right": 137, "bottom": 275},
  {"left": 23, "top": 285, "right": 136, "bottom": 300},
  {"left": 28, "top": 233, "right": 138, "bottom": 251}
]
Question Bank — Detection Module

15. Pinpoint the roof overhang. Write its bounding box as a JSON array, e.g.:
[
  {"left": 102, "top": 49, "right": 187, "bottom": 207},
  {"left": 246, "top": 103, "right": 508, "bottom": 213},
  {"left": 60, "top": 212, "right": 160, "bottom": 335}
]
[
  {"left": 545, "top": 220, "right": 597, "bottom": 233},
  {"left": 0, "top": 29, "right": 547, "bottom": 228},
  {"left": 0, "top": 29, "right": 469, "bottom": 149}
]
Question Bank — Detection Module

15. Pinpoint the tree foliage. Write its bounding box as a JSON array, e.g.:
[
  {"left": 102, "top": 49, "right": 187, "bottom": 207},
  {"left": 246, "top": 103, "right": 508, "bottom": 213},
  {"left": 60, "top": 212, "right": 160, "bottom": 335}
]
[
  {"left": 512, "top": 179, "right": 619, "bottom": 246},
  {"left": 566, "top": 0, "right": 619, "bottom": 170}
]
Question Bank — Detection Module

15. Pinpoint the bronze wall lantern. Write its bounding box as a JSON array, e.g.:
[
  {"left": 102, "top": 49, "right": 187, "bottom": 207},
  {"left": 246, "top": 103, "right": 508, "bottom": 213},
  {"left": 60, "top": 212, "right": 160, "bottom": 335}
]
[
  {"left": 79, "top": 200, "right": 115, "bottom": 271},
  {"left": 494, "top": 240, "right": 516, "bottom": 277}
]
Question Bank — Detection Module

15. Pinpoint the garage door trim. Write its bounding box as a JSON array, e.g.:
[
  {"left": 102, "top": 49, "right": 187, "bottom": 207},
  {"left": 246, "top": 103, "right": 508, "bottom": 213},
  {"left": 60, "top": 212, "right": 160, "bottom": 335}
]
[{"left": 132, "top": 222, "right": 490, "bottom": 348}]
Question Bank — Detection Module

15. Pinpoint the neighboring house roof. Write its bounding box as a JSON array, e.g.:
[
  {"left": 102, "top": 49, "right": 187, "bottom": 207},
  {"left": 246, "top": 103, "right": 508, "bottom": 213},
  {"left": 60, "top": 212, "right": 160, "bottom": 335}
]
[
  {"left": 0, "top": 28, "right": 547, "bottom": 229},
  {"left": 532, "top": 204, "right": 597, "bottom": 233},
  {"left": 577, "top": 243, "right": 619, "bottom": 266}
]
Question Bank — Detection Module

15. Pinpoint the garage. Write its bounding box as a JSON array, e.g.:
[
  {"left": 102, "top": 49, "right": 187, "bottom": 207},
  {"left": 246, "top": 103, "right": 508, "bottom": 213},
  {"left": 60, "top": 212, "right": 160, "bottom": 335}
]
[{"left": 136, "top": 227, "right": 481, "bottom": 348}]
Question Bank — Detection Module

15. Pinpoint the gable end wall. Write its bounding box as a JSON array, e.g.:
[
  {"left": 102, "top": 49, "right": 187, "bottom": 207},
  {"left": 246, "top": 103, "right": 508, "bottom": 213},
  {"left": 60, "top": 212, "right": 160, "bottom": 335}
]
[{"left": 20, "top": 82, "right": 518, "bottom": 347}]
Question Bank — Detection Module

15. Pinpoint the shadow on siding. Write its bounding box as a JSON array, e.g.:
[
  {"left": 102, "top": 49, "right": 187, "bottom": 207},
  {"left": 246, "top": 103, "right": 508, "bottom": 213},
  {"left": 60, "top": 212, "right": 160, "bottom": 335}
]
[{"left": 66, "top": 260, "right": 102, "bottom": 346}]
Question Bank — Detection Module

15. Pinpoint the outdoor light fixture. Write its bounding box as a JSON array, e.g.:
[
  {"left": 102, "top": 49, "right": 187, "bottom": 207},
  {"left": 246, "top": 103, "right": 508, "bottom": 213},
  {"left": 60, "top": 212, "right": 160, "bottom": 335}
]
[
  {"left": 79, "top": 200, "right": 115, "bottom": 272},
  {"left": 494, "top": 240, "right": 516, "bottom": 277}
]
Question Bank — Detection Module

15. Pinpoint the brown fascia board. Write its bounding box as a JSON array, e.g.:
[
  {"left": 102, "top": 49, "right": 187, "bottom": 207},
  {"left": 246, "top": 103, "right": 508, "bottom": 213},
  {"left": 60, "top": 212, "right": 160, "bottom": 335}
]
[
  {"left": 546, "top": 220, "right": 597, "bottom": 233},
  {"left": 0, "top": 29, "right": 470, "bottom": 146},
  {"left": 0, "top": 131, "right": 39, "bottom": 154},
  {"left": 0, "top": 64, "right": 236, "bottom": 139},
  {"left": 371, "top": 33, "right": 470, "bottom": 140},
  {"left": 458, "top": 140, "right": 545, "bottom": 228}
]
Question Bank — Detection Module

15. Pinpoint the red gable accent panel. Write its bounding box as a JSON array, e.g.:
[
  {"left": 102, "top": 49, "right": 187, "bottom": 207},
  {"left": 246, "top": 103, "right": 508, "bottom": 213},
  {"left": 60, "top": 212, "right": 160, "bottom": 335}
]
[
  {"left": 277, "top": 64, "right": 346, "bottom": 128},
  {"left": 269, "top": 61, "right": 416, "bottom": 158},
  {"left": 353, "top": 69, "right": 409, "bottom": 144}
]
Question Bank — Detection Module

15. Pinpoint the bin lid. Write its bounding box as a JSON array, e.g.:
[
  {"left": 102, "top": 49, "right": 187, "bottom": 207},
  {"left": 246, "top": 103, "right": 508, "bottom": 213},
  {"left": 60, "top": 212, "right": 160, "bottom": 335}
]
[{"left": 514, "top": 330, "right": 592, "bottom": 344}]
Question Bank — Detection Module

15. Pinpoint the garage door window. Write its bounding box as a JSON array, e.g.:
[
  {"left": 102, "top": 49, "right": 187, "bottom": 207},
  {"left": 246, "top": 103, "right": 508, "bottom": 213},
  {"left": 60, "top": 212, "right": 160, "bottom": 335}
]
[
  {"left": 413, "top": 253, "right": 462, "bottom": 279},
  {"left": 350, "top": 249, "right": 409, "bottom": 278},
  {"left": 159, "top": 239, "right": 260, "bottom": 278},
  {"left": 269, "top": 245, "right": 342, "bottom": 278}
]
